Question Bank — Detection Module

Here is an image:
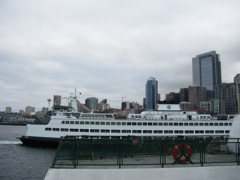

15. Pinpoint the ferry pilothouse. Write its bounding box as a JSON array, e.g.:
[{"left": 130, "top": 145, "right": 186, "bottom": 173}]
[{"left": 19, "top": 91, "right": 234, "bottom": 147}]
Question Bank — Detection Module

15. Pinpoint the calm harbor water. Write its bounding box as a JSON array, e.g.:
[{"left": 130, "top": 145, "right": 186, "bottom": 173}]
[{"left": 0, "top": 125, "right": 56, "bottom": 180}]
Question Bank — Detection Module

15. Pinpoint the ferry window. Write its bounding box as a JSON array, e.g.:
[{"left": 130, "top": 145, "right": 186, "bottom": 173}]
[
  {"left": 132, "top": 122, "right": 137, "bottom": 126},
  {"left": 153, "top": 123, "right": 157, "bottom": 126},
  {"left": 70, "top": 121, "right": 74, "bottom": 124},
  {"left": 80, "top": 121, "right": 84, "bottom": 124},
  {"left": 205, "top": 130, "right": 214, "bottom": 134},
  {"left": 169, "top": 123, "right": 173, "bottom": 126},
  {"left": 214, "top": 123, "right": 218, "bottom": 126},
  {"left": 229, "top": 123, "right": 232, "bottom": 126},
  {"left": 90, "top": 121, "right": 95, "bottom": 125},
  {"left": 210, "top": 123, "right": 213, "bottom": 126},
  {"left": 122, "top": 122, "right": 126, "bottom": 125},
  {"left": 137, "top": 122, "right": 142, "bottom": 126},
  {"left": 224, "top": 123, "right": 228, "bottom": 126},
  {"left": 174, "top": 123, "right": 178, "bottom": 126},
  {"left": 184, "top": 123, "right": 188, "bottom": 126},
  {"left": 53, "top": 128, "right": 59, "bottom": 131},
  {"left": 153, "top": 130, "right": 163, "bottom": 134},
  {"left": 122, "top": 130, "right": 131, "bottom": 133},
  {"left": 133, "top": 130, "right": 141, "bottom": 133},
  {"left": 175, "top": 130, "right": 183, "bottom": 134},
  {"left": 143, "top": 130, "right": 152, "bottom": 134},
  {"left": 106, "top": 122, "right": 110, "bottom": 125},
  {"left": 70, "top": 129, "right": 78, "bottom": 132},
  {"left": 96, "top": 121, "right": 100, "bottom": 125},
  {"left": 75, "top": 121, "right": 79, "bottom": 124},
  {"left": 61, "top": 121, "right": 65, "bottom": 124},
  {"left": 85, "top": 122, "right": 89, "bottom": 125},
  {"left": 148, "top": 123, "right": 152, "bottom": 126},
  {"left": 179, "top": 123, "right": 183, "bottom": 126},
  {"left": 219, "top": 123, "right": 223, "bottom": 126},
  {"left": 195, "top": 130, "right": 204, "bottom": 134},
  {"left": 164, "top": 123, "right": 168, "bottom": 126},
  {"left": 199, "top": 123, "right": 203, "bottom": 126},
  {"left": 45, "top": 128, "right": 51, "bottom": 131},
  {"left": 101, "top": 129, "right": 110, "bottom": 133},
  {"left": 143, "top": 122, "right": 147, "bottom": 126},
  {"left": 158, "top": 123, "right": 163, "bottom": 126},
  {"left": 127, "top": 122, "right": 131, "bottom": 126},
  {"left": 61, "top": 128, "right": 68, "bottom": 132},
  {"left": 90, "top": 129, "right": 99, "bottom": 133},
  {"left": 194, "top": 123, "right": 198, "bottom": 126},
  {"left": 82, "top": 129, "right": 89, "bottom": 132},
  {"left": 101, "top": 122, "right": 105, "bottom": 125},
  {"left": 117, "top": 122, "right": 121, "bottom": 125},
  {"left": 215, "top": 130, "right": 224, "bottom": 134},
  {"left": 225, "top": 130, "right": 230, "bottom": 133},
  {"left": 111, "top": 122, "right": 115, "bottom": 125},
  {"left": 185, "top": 130, "right": 194, "bottom": 134},
  {"left": 111, "top": 130, "right": 120, "bottom": 133},
  {"left": 204, "top": 123, "right": 209, "bottom": 126},
  {"left": 66, "top": 121, "right": 69, "bottom": 124},
  {"left": 164, "top": 130, "right": 173, "bottom": 134},
  {"left": 189, "top": 123, "right": 193, "bottom": 126}
]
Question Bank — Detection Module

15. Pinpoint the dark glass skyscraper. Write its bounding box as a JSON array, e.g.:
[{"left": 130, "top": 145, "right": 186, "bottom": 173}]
[
  {"left": 192, "top": 51, "right": 222, "bottom": 91},
  {"left": 145, "top": 77, "right": 158, "bottom": 110}
]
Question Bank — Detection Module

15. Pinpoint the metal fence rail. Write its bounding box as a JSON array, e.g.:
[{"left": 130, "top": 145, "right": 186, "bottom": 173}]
[{"left": 51, "top": 137, "right": 240, "bottom": 168}]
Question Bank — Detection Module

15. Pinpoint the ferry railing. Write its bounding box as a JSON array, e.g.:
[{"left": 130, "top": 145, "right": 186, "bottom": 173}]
[{"left": 51, "top": 137, "right": 240, "bottom": 169}]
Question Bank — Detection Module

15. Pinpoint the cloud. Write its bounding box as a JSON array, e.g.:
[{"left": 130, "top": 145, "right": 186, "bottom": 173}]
[{"left": 0, "top": 0, "right": 240, "bottom": 111}]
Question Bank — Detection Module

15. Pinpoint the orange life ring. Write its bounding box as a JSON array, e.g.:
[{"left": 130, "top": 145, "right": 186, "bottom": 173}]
[{"left": 172, "top": 143, "right": 192, "bottom": 164}]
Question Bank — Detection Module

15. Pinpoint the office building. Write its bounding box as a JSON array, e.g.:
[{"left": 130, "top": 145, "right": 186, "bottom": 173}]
[
  {"left": 53, "top": 95, "right": 62, "bottom": 106},
  {"left": 179, "top": 88, "right": 189, "bottom": 102},
  {"left": 234, "top": 74, "right": 240, "bottom": 84},
  {"left": 85, "top": 97, "right": 98, "bottom": 110},
  {"left": 214, "top": 83, "right": 240, "bottom": 114},
  {"left": 145, "top": 77, "right": 159, "bottom": 110},
  {"left": 192, "top": 51, "right": 222, "bottom": 91},
  {"left": 199, "top": 100, "right": 225, "bottom": 115},
  {"left": 188, "top": 86, "right": 207, "bottom": 109}
]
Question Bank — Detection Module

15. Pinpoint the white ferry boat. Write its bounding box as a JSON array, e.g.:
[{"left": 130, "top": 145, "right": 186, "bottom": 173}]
[{"left": 19, "top": 91, "right": 234, "bottom": 147}]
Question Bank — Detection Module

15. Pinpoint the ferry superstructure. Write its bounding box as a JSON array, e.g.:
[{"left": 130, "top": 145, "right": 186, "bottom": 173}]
[{"left": 19, "top": 91, "right": 234, "bottom": 147}]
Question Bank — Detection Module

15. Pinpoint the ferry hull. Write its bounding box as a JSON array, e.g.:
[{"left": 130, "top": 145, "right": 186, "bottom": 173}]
[{"left": 18, "top": 136, "right": 60, "bottom": 148}]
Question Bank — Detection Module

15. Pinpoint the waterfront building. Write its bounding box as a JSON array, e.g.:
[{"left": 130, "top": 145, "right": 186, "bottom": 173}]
[
  {"left": 53, "top": 95, "right": 61, "bottom": 106},
  {"left": 192, "top": 51, "right": 222, "bottom": 91},
  {"left": 5, "top": 106, "right": 12, "bottom": 113},
  {"left": 234, "top": 74, "right": 240, "bottom": 84},
  {"left": 25, "top": 106, "right": 35, "bottom": 115},
  {"left": 122, "top": 101, "right": 131, "bottom": 110},
  {"left": 85, "top": 97, "right": 98, "bottom": 111},
  {"left": 165, "top": 92, "right": 180, "bottom": 103},
  {"left": 199, "top": 100, "right": 225, "bottom": 115},
  {"left": 214, "top": 83, "right": 240, "bottom": 114},
  {"left": 145, "top": 77, "right": 159, "bottom": 110},
  {"left": 179, "top": 88, "right": 189, "bottom": 102},
  {"left": 188, "top": 86, "right": 207, "bottom": 109}
]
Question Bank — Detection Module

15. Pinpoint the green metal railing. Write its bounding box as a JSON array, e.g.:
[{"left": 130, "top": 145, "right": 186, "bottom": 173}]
[{"left": 51, "top": 137, "right": 240, "bottom": 168}]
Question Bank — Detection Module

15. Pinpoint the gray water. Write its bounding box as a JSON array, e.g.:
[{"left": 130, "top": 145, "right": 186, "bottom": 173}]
[{"left": 0, "top": 125, "right": 56, "bottom": 180}]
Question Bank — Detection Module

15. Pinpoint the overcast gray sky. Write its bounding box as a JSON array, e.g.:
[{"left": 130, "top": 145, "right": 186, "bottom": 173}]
[{"left": 0, "top": 0, "right": 240, "bottom": 112}]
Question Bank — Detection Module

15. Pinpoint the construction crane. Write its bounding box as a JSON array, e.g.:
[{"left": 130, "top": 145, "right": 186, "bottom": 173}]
[{"left": 115, "top": 96, "right": 127, "bottom": 102}]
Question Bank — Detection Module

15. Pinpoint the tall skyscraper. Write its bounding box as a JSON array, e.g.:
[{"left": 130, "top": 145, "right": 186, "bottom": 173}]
[
  {"left": 234, "top": 74, "right": 240, "bottom": 84},
  {"left": 145, "top": 77, "right": 158, "bottom": 110},
  {"left": 85, "top": 97, "right": 98, "bottom": 110},
  {"left": 192, "top": 51, "right": 222, "bottom": 91}
]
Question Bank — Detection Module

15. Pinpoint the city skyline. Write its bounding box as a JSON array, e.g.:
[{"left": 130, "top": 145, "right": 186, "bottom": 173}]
[{"left": 0, "top": 1, "right": 240, "bottom": 111}]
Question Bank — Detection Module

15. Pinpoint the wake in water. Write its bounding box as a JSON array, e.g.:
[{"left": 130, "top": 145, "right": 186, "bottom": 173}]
[{"left": 0, "top": 140, "right": 21, "bottom": 144}]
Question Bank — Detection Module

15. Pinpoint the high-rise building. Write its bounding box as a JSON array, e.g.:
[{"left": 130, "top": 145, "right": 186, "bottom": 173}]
[
  {"left": 214, "top": 83, "right": 240, "bottom": 114},
  {"left": 188, "top": 86, "right": 207, "bottom": 109},
  {"left": 85, "top": 97, "right": 98, "bottom": 110},
  {"left": 234, "top": 74, "right": 240, "bottom": 84},
  {"left": 179, "top": 88, "right": 189, "bottom": 102},
  {"left": 192, "top": 51, "right": 222, "bottom": 91},
  {"left": 145, "top": 77, "right": 159, "bottom": 110},
  {"left": 53, "top": 95, "right": 62, "bottom": 106}
]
